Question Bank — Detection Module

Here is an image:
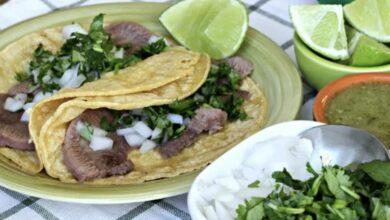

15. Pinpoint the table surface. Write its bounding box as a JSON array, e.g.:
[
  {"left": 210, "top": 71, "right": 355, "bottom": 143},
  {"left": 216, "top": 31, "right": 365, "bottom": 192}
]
[{"left": 0, "top": 0, "right": 317, "bottom": 219}]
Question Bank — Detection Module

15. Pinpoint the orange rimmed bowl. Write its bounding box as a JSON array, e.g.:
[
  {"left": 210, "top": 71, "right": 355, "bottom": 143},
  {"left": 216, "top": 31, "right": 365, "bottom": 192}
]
[{"left": 313, "top": 73, "right": 390, "bottom": 123}]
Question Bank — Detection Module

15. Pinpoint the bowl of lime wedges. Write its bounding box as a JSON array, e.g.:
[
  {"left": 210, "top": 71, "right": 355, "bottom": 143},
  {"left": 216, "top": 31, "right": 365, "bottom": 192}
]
[{"left": 291, "top": 0, "right": 390, "bottom": 90}]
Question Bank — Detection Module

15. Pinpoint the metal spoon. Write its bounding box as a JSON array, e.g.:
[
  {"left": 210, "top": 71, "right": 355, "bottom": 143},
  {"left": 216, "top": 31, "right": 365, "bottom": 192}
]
[{"left": 299, "top": 125, "right": 389, "bottom": 167}]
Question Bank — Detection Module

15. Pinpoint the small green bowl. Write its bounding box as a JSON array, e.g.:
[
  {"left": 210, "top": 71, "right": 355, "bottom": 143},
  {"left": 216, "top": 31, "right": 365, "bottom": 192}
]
[{"left": 294, "top": 34, "right": 390, "bottom": 90}]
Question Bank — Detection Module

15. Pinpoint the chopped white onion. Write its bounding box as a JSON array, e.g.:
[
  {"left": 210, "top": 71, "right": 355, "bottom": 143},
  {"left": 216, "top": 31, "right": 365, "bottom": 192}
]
[
  {"left": 214, "top": 176, "right": 240, "bottom": 193},
  {"left": 116, "top": 127, "right": 136, "bottom": 136},
  {"left": 4, "top": 97, "right": 24, "bottom": 112},
  {"left": 151, "top": 127, "right": 162, "bottom": 140},
  {"left": 124, "top": 133, "right": 145, "bottom": 147},
  {"left": 114, "top": 48, "right": 124, "bottom": 59},
  {"left": 93, "top": 126, "right": 107, "bottom": 136},
  {"left": 33, "top": 91, "right": 53, "bottom": 103},
  {"left": 133, "top": 121, "right": 153, "bottom": 138},
  {"left": 167, "top": 113, "right": 183, "bottom": 124},
  {"left": 214, "top": 201, "right": 233, "bottom": 220},
  {"left": 62, "top": 23, "right": 87, "bottom": 39},
  {"left": 20, "top": 110, "right": 30, "bottom": 122},
  {"left": 70, "top": 74, "right": 86, "bottom": 88},
  {"left": 23, "top": 102, "right": 35, "bottom": 110},
  {"left": 89, "top": 135, "right": 113, "bottom": 151},
  {"left": 204, "top": 205, "right": 218, "bottom": 220},
  {"left": 139, "top": 140, "right": 157, "bottom": 154},
  {"left": 59, "top": 65, "right": 79, "bottom": 88},
  {"left": 31, "top": 69, "right": 39, "bottom": 83}
]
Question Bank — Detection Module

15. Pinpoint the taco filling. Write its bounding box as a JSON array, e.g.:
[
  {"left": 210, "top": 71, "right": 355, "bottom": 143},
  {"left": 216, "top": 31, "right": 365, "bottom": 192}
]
[
  {"left": 0, "top": 14, "right": 168, "bottom": 153},
  {"left": 61, "top": 58, "right": 254, "bottom": 182}
]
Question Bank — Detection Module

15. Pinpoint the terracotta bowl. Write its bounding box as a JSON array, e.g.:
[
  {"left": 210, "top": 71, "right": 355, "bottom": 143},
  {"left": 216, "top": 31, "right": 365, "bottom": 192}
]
[{"left": 313, "top": 73, "right": 390, "bottom": 123}]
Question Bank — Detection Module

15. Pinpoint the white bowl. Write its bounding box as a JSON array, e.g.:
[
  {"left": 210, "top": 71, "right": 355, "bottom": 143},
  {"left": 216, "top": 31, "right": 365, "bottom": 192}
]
[{"left": 187, "top": 120, "right": 324, "bottom": 220}]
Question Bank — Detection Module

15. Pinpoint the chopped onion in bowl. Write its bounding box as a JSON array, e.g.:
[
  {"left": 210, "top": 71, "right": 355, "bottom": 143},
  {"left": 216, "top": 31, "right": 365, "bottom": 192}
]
[
  {"left": 151, "top": 127, "right": 162, "bottom": 140},
  {"left": 194, "top": 136, "right": 317, "bottom": 220},
  {"left": 139, "top": 140, "right": 157, "bottom": 154},
  {"left": 116, "top": 127, "right": 136, "bottom": 136},
  {"left": 133, "top": 121, "right": 153, "bottom": 138},
  {"left": 89, "top": 135, "right": 113, "bottom": 151},
  {"left": 62, "top": 23, "right": 87, "bottom": 39},
  {"left": 204, "top": 206, "right": 218, "bottom": 220},
  {"left": 124, "top": 133, "right": 145, "bottom": 147},
  {"left": 167, "top": 113, "right": 183, "bottom": 124}
]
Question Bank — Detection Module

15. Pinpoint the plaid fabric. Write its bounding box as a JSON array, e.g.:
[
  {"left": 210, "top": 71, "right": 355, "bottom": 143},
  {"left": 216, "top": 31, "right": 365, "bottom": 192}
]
[{"left": 0, "top": 0, "right": 317, "bottom": 219}]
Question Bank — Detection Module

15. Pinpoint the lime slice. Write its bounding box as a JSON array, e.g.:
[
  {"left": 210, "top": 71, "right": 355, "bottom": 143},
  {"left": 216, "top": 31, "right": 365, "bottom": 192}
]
[
  {"left": 290, "top": 5, "right": 349, "bottom": 60},
  {"left": 344, "top": 0, "right": 390, "bottom": 43},
  {"left": 159, "top": 0, "right": 248, "bottom": 59},
  {"left": 348, "top": 32, "right": 390, "bottom": 67}
]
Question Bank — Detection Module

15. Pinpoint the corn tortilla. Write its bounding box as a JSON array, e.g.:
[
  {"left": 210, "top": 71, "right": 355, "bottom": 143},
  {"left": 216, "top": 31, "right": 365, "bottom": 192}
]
[{"left": 38, "top": 76, "right": 267, "bottom": 184}]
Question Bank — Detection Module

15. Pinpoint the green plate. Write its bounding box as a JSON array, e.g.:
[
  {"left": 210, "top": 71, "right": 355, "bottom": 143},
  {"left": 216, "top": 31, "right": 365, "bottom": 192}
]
[{"left": 0, "top": 3, "right": 302, "bottom": 204}]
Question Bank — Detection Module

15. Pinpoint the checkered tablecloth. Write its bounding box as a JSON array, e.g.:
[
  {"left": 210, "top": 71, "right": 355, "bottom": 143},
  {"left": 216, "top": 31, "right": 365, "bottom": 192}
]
[{"left": 0, "top": 0, "right": 317, "bottom": 219}]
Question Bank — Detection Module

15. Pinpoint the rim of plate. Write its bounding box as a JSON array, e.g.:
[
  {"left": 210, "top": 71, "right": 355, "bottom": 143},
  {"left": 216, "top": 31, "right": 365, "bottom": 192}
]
[{"left": 0, "top": 2, "right": 302, "bottom": 204}]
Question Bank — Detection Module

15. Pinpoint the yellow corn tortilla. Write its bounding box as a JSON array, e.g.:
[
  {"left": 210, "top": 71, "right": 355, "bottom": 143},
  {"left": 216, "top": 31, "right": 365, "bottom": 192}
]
[
  {"left": 30, "top": 48, "right": 201, "bottom": 165},
  {"left": 0, "top": 27, "right": 64, "bottom": 174},
  {"left": 0, "top": 24, "right": 201, "bottom": 174},
  {"left": 38, "top": 73, "right": 267, "bottom": 184}
]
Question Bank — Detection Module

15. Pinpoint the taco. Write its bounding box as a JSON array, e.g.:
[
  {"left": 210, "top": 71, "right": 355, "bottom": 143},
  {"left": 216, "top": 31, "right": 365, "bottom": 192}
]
[
  {"left": 35, "top": 49, "right": 267, "bottom": 184},
  {"left": 0, "top": 14, "right": 187, "bottom": 174}
]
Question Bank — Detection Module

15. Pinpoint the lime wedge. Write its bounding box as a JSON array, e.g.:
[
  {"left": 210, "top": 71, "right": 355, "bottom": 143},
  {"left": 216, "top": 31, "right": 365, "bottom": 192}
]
[
  {"left": 344, "top": 0, "right": 390, "bottom": 43},
  {"left": 348, "top": 32, "right": 390, "bottom": 67},
  {"left": 290, "top": 5, "right": 349, "bottom": 60},
  {"left": 159, "top": 0, "right": 248, "bottom": 59}
]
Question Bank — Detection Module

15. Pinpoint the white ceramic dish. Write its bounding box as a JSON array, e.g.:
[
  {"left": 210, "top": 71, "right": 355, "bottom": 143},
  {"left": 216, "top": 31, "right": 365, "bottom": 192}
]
[{"left": 187, "top": 120, "right": 324, "bottom": 219}]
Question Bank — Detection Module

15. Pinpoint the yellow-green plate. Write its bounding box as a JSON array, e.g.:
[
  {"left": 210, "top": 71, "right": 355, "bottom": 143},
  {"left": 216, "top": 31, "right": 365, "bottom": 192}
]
[{"left": 0, "top": 3, "right": 302, "bottom": 204}]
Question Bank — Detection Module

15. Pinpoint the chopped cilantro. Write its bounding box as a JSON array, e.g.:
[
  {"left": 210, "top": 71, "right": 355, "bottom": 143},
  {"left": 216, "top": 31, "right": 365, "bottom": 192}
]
[
  {"left": 15, "top": 71, "right": 29, "bottom": 82},
  {"left": 14, "top": 14, "right": 165, "bottom": 94},
  {"left": 236, "top": 162, "right": 390, "bottom": 219},
  {"left": 136, "top": 39, "right": 167, "bottom": 59}
]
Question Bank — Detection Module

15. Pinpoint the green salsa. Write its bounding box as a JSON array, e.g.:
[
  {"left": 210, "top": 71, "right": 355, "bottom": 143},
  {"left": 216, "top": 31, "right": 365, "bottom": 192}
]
[{"left": 326, "top": 83, "right": 390, "bottom": 148}]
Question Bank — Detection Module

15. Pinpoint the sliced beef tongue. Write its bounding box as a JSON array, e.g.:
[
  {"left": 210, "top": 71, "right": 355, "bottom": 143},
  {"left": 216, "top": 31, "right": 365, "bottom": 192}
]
[
  {"left": 62, "top": 109, "right": 133, "bottom": 182},
  {"left": 0, "top": 94, "right": 34, "bottom": 150},
  {"left": 226, "top": 56, "right": 253, "bottom": 78},
  {"left": 105, "top": 22, "right": 152, "bottom": 55},
  {"left": 160, "top": 107, "right": 227, "bottom": 159}
]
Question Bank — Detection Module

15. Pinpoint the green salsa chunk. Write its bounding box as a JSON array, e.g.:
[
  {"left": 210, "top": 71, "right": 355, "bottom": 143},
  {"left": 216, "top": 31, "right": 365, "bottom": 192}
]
[{"left": 326, "top": 83, "right": 390, "bottom": 148}]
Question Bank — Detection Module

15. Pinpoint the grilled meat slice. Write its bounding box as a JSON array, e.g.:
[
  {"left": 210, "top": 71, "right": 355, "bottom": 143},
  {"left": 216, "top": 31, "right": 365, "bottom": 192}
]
[{"left": 160, "top": 107, "right": 227, "bottom": 158}]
